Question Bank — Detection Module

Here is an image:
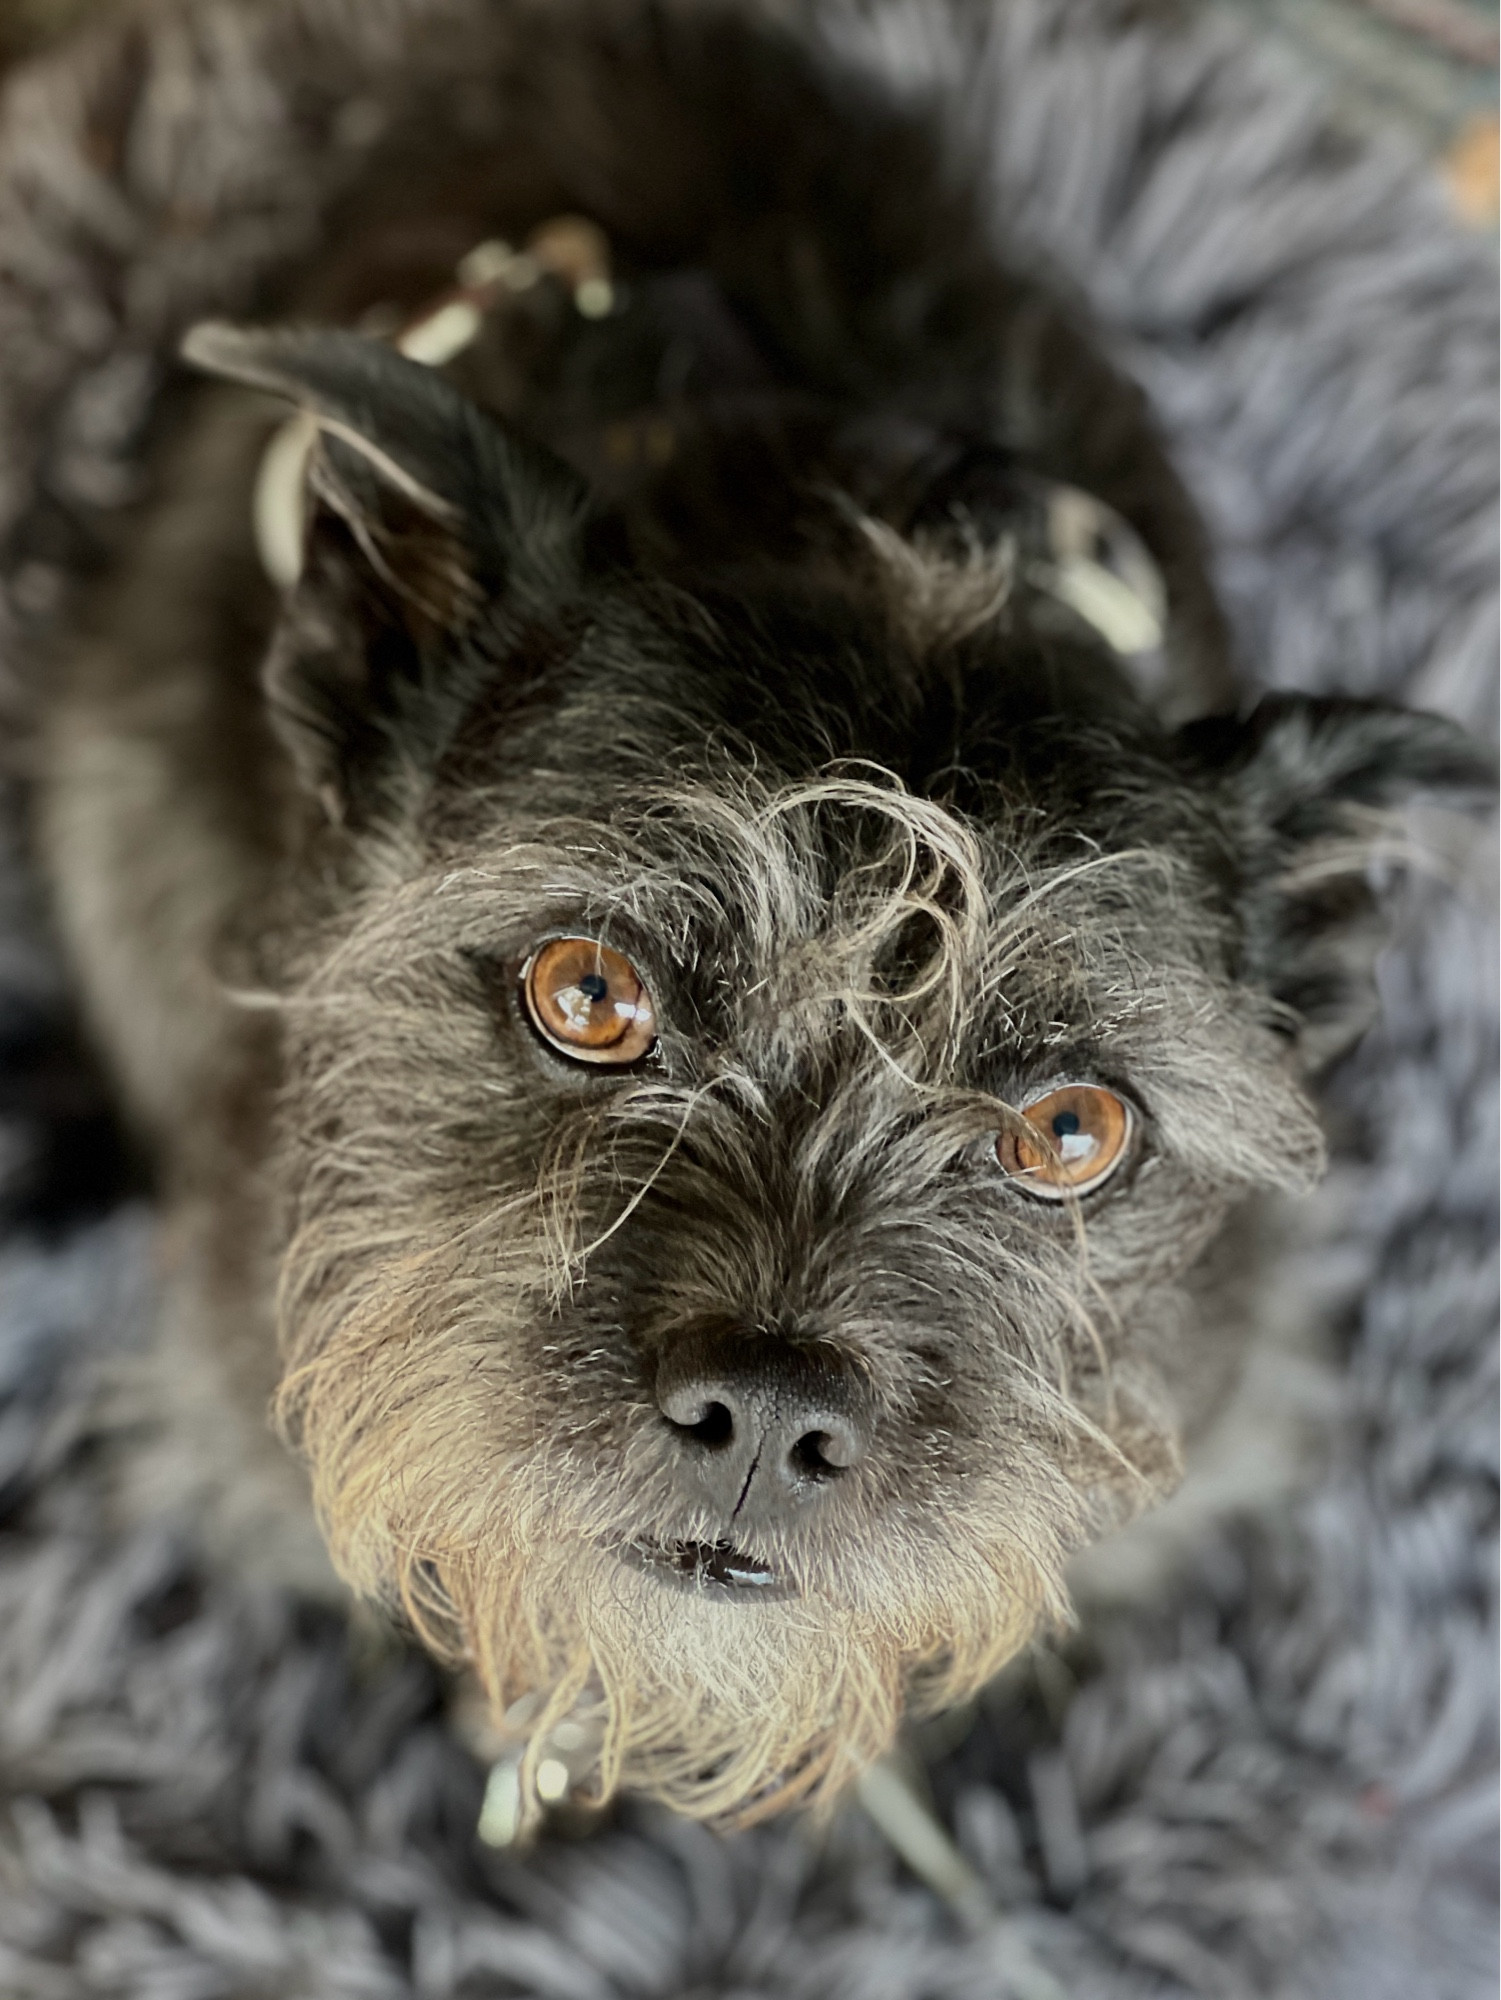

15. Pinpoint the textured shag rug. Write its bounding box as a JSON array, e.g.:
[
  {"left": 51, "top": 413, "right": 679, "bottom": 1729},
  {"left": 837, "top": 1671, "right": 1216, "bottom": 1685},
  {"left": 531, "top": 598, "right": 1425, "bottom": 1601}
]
[{"left": 0, "top": 2, "right": 1494, "bottom": 1995}]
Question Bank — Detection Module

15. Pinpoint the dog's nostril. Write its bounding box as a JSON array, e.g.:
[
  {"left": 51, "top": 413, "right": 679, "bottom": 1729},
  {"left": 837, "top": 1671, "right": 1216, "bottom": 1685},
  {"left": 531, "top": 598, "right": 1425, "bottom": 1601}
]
[
  {"left": 684, "top": 1400, "right": 734, "bottom": 1449},
  {"left": 790, "top": 1416, "right": 866, "bottom": 1479},
  {"left": 790, "top": 1430, "right": 838, "bottom": 1479},
  {"left": 658, "top": 1379, "right": 738, "bottom": 1448}
]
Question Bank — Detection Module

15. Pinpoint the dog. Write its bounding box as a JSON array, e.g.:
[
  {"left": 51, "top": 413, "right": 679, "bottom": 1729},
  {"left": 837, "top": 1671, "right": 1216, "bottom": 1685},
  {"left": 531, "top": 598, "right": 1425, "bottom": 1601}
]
[{"left": 27, "top": 0, "right": 1484, "bottom": 1830}]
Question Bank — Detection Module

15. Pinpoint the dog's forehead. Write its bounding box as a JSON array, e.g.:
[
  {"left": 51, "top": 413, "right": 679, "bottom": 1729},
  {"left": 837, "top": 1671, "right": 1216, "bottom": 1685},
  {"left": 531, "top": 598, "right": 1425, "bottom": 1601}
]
[
  {"left": 423, "top": 764, "right": 1243, "bottom": 1077},
  {"left": 538, "top": 774, "right": 1214, "bottom": 941}
]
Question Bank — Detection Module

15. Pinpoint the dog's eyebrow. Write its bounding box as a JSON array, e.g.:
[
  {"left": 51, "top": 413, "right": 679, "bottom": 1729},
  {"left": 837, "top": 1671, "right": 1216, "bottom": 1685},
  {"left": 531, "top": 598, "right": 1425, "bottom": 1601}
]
[{"left": 969, "top": 1017, "right": 1117, "bottom": 1069}]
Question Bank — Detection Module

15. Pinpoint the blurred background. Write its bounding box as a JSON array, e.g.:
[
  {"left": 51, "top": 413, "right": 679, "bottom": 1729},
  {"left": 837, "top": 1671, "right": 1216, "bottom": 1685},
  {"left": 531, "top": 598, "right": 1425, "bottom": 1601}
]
[
  {"left": 6, "top": 0, "right": 1496, "bottom": 221},
  {"left": 1218, "top": 0, "right": 1495, "bottom": 205}
]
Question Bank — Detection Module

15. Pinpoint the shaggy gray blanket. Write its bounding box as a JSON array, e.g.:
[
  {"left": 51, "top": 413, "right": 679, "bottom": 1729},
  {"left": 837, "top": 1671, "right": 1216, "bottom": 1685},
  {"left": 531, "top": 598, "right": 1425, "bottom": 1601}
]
[{"left": 0, "top": 2, "right": 1494, "bottom": 1995}]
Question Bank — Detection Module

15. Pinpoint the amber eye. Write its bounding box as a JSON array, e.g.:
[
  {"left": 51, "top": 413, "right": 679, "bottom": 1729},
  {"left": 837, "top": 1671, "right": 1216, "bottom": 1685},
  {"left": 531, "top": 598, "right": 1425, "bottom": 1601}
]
[
  {"left": 521, "top": 937, "right": 657, "bottom": 1065},
  {"left": 996, "top": 1084, "right": 1134, "bottom": 1199}
]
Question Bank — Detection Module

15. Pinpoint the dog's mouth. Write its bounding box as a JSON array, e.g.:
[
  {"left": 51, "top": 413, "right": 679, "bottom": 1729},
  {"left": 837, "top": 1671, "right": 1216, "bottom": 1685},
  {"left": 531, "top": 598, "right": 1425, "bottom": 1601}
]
[{"left": 627, "top": 1538, "right": 796, "bottom": 1599}]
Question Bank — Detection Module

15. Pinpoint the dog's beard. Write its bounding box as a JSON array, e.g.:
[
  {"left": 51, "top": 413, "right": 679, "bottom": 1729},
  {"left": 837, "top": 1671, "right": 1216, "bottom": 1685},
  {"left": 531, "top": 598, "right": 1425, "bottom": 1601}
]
[
  {"left": 428, "top": 1490, "right": 1055, "bottom": 1823},
  {"left": 273, "top": 1230, "right": 1082, "bottom": 1823}
]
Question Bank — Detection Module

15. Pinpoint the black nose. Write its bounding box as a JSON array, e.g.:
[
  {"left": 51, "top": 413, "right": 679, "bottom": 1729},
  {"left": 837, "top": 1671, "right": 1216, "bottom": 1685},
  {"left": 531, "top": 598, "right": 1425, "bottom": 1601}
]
[{"left": 654, "top": 1324, "right": 872, "bottom": 1533}]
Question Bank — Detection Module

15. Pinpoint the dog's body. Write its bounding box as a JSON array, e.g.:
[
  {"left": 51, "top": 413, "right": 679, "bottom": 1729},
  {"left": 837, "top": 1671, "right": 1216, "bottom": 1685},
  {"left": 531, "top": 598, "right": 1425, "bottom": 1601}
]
[{"left": 28, "top": 0, "right": 1480, "bottom": 1825}]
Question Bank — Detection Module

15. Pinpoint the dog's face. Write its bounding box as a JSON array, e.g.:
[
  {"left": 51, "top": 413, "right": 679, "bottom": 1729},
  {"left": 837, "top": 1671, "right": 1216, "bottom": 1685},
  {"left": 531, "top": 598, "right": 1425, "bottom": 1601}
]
[{"left": 194, "top": 327, "right": 1478, "bottom": 1823}]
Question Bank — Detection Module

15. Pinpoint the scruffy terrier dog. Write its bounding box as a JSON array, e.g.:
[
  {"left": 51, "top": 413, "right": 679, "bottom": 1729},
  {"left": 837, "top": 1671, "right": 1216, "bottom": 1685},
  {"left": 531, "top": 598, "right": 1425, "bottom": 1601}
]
[{"left": 32, "top": 1, "right": 1480, "bottom": 1827}]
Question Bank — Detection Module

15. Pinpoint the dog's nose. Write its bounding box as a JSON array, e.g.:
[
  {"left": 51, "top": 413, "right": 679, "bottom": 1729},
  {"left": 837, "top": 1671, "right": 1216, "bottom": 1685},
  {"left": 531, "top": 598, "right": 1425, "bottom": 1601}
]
[{"left": 654, "top": 1324, "right": 871, "bottom": 1532}]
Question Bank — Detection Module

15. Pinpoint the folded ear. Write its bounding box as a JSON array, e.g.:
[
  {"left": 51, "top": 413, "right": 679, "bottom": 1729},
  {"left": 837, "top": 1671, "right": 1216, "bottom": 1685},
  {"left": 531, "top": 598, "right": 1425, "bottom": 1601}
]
[
  {"left": 1183, "top": 695, "right": 1493, "bottom": 1069},
  {"left": 182, "top": 324, "right": 588, "bottom": 822}
]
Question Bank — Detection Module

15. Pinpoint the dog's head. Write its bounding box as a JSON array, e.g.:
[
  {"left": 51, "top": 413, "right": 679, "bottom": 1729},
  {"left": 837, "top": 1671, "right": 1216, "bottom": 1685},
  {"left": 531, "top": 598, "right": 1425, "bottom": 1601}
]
[{"left": 189, "top": 327, "right": 1485, "bottom": 1823}]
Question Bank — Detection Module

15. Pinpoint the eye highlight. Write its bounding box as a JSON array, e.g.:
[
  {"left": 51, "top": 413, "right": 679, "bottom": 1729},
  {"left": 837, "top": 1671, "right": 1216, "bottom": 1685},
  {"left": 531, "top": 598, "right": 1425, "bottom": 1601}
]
[
  {"left": 996, "top": 1084, "right": 1134, "bottom": 1199},
  {"left": 522, "top": 938, "right": 657, "bottom": 1065}
]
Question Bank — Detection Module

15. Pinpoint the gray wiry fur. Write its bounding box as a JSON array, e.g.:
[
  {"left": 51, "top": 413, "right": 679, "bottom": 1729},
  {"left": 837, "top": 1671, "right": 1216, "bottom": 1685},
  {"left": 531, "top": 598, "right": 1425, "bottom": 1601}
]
[{"left": 0, "top": 0, "right": 1495, "bottom": 1994}]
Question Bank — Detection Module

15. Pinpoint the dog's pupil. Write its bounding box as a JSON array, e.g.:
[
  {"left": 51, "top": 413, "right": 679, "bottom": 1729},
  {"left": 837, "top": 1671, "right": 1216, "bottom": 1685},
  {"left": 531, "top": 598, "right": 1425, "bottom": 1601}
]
[
  {"left": 1051, "top": 1111, "right": 1081, "bottom": 1137},
  {"left": 578, "top": 973, "right": 609, "bottom": 1004}
]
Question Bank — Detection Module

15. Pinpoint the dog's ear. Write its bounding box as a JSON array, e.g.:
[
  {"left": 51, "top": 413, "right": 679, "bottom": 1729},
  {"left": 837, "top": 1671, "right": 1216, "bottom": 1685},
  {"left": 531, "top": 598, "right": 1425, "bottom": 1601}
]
[
  {"left": 1182, "top": 695, "right": 1493, "bottom": 1068},
  {"left": 182, "top": 324, "right": 588, "bottom": 822}
]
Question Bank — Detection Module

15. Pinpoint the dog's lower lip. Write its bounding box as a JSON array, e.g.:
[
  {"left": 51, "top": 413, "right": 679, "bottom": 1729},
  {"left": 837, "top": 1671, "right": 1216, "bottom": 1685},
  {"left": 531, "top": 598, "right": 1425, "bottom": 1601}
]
[{"left": 628, "top": 1539, "right": 795, "bottom": 1597}]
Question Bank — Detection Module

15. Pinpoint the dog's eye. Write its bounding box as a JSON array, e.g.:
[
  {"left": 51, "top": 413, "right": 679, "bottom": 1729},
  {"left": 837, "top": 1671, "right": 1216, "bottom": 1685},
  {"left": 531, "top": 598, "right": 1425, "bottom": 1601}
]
[
  {"left": 996, "top": 1084, "right": 1133, "bottom": 1199},
  {"left": 522, "top": 937, "right": 657, "bottom": 1064}
]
